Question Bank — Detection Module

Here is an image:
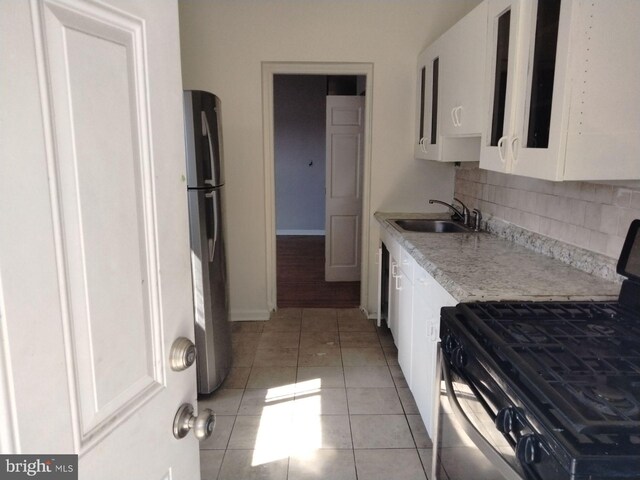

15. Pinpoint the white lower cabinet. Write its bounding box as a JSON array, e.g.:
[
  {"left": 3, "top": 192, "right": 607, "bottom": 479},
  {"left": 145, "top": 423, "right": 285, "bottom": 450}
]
[
  {"left": 379, "top": 230, "right": 457, "bottom": 437},
  {"left": 388, "top": 254, "right": 400, "bottom": 345},
  {"left": 396, "top": 252, "right": 415, "bottom": 381},
  {"left": 411, "top": 271, "right": 457, "bottom": 436}
]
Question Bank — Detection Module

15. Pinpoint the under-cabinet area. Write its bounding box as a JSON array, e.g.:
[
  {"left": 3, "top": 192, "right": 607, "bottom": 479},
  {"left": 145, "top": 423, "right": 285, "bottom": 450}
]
[{"left": 415, "top": 0, "right": 640, "bottom": 181}]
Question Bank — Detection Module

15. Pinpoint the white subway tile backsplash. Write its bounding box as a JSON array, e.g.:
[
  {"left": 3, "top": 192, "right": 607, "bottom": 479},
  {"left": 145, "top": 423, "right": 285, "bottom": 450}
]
[
  {"left": 572, "top": 226, "right": 592, "bottom": 250},
  {"left": 568, "top": 199, "right": 587, "bottom": 226},
  {"left": 584, "top": 203, "right": 602, "bottom": 231},
  {"left": 454, "top": 166, "right": 640, "bottom": 260},
  {"left": 579, "top": 183, "right": 596, "bottom": 202},
  {"left": 606, "top": 236, "right": 625, "bottom": 259},
  {"left": 613, "top": 188, "right": 632, "bottom": 208},
  {"left": 588, "top": 230, "right": 608, "bottom": 255},
  {"left": 531, "top": 178, "right": 555, "bottom": 195},
  {"left": 598, "top": 205, "right": 620, "bottom": 235},
  {"left": 521, "top": 212, "right": 541, "bottom": 232},
  {"left": 618, "top": 208, "right": 640, "bottom": 238},
  {"left": 534, "top": 193, "right": 550, "bottom": 217},
  {"left": 594, "top": 184, "right": 614, "bottom": 204}
]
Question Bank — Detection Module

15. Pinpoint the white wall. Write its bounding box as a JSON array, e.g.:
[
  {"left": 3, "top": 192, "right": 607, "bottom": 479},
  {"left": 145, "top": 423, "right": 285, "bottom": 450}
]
[
  {"left": 274, "top": 75, "right": 326, "bottom": 234},
  {"left": 179, "top": 0, "right": 480, "bottom": 319}
]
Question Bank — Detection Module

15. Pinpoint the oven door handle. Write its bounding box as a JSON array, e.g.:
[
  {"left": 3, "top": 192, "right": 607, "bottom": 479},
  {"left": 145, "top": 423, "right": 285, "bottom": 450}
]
[{"left": 441, "top": 351, "right": 524, "bottom": 480}]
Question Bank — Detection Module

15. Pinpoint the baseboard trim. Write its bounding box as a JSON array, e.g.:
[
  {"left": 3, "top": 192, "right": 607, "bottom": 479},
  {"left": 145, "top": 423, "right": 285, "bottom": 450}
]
[
  {"left": 361, "top": 305, "right": 377, "bottom": 320},
  {"left": 230, "top": 309, "right": 271, "bottom": 321},
  {"left": 276, "top": 229, "right": 325, "bottom": 236}
]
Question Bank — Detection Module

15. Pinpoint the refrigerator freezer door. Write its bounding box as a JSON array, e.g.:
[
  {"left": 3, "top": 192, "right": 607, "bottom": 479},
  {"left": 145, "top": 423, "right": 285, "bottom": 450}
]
[
  {"left": 187, "top": 187, "right": 231, "bottom": 393},
  {"left": 184, "top": 90, "right": 225, "bottom": 188}
]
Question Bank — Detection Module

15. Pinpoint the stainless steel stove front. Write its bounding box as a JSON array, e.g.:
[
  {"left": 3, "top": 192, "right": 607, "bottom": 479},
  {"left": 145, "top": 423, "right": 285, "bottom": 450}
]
[{"left": 431, "top": 343, "right": 526, "bottom": 480}]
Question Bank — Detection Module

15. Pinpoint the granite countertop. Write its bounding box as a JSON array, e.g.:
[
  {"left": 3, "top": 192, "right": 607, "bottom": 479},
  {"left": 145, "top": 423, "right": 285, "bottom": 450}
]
[{"left": 375, "top": 212, "right": 621, "bottom": 302}]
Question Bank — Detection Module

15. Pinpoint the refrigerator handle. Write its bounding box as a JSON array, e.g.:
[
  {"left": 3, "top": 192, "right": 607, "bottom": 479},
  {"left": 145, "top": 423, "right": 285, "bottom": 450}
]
[
  {"left": 205, "top": 191, "right": 218, "bottom": 263},
  {"left": 201, "top": 111, "right": 216, "bottom": 187}
]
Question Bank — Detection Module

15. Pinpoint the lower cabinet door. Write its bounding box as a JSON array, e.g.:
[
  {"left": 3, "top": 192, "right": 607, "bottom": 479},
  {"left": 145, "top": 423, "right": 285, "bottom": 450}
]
[
  {"left": 388, "top": 256, "right": 400, "bottom": 344},
  {"left": 411, "top": 285, "right": 437, "bottom": 437},
  {"left": 397, "top": 273, "right": 414, "bottom": 383}
]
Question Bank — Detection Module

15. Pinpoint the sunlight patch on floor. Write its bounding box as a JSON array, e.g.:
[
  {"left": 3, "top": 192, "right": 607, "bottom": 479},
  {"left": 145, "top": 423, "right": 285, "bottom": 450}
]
[{"left": 251, "top": 379, "right": 322, "bottom": 467}]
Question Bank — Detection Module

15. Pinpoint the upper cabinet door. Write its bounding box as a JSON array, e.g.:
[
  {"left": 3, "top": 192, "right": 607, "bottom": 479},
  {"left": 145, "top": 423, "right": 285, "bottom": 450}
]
[
  {"left": 562, "top": 1, "right": 640, "bottom": 181},
  {"left": 483, "top": 0, "right": 640, "bottom": 181},
  {"left": 509, "top": 0, "right": 567, "bottom": 180},
  {"left": 440, "top": 1, "right": 488, "bottom": 138},
  {"left": 480, "top": 0, "right": 522, "bottom": 174},
  {"left": 415, "top": 40, "right": 442, "bottom": 161}
]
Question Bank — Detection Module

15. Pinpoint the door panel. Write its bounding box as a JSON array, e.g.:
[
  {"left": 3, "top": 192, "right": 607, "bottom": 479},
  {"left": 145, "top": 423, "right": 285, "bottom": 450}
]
[
  {"left": 330, "top": 134, "right": 361, "bottom": 198},
  {"left": 329, "top": 215, "right": 359, "bottom": 267},
  {"left": 44, "top": 3, "right": 163, "bottom": 438},
  {"left": 325, "top": 96, "right": 365, "bottom": 282},
  {"left": 0, "top": 0, "right": 200, "bottom": 478}
]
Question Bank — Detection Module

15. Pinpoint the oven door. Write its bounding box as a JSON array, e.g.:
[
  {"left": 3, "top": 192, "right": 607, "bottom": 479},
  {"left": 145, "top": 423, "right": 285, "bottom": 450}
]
[{"left": 431, "top": 342, "right": 527, "bottom": 480}]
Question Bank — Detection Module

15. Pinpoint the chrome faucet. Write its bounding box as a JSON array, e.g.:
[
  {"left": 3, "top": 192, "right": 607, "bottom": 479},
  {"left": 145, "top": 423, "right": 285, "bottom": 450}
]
[
  {"left": 472, "top": 208, "right": 482, "bottom": 231},
  {"left": 428, "top": 198, "right": 466, "bottom": 224},
  {"left": 453, "top": 197, "right": 471, "bottom": 226}
]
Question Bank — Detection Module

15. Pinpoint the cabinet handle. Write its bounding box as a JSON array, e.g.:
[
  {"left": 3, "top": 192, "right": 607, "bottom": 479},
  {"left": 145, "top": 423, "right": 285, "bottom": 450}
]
[
  {"left": 511, "top": 136, "right": 520, "bottom": 164},
  {"left": 451, "top": 107, "right": 457, "bottom": 127},
  {"left": 497, "top": 135, "right": 507, "bottom": 164},
  {"left": 391, "top": 263, "right": 399, "bottom": 278},
  {"left": 395, "top": 274, "right": 403, "bottom": 291},
  {"left": 455, "top": 106, "right": 463, "bottom": 127}
]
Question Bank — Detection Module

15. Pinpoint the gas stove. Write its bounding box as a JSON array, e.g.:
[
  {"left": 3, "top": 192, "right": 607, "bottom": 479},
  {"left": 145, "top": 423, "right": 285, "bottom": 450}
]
[{"left": 437, "top": 220, "right": 640, "bottom": 480}]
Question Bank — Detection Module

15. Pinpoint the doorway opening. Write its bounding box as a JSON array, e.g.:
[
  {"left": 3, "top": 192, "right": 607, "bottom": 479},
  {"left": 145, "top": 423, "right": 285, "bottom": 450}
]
[{"left": 270, "top": 72, "right": 367, "bottom": 308}]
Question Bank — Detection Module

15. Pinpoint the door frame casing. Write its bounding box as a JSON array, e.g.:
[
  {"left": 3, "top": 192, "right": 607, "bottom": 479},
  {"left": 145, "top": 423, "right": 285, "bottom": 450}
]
[{"left": 262, "top": 62, "right": 373, "bottom": 312}]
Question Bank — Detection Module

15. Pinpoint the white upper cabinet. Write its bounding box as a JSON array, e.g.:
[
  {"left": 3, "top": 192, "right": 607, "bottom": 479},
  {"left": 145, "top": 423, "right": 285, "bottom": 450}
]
[
  {"left": 415, "top": 40, "right": 442, "bottom": 161},
  {"left": 440, "top": 1, "right": 488, "bottom": 138},
  {"left": 479, "top": 0, "right": 522, "bottom": 173},
  {"left": 415, "top": 1, "right": 488, "bottom": 162},
  {"left": 480, "top": 0, "right": 640, "bottom": 181}
]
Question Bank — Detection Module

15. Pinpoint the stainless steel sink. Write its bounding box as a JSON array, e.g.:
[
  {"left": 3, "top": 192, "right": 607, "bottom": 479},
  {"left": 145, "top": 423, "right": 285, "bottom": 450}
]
[{"left": 390, "top": 218, "right": 472, "bottom": 233}]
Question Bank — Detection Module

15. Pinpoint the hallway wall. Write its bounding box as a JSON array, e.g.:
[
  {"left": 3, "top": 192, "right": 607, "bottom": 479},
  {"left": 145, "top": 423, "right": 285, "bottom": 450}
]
[{"left": 274, "top": 75, "right": 327, "bottom": 235}]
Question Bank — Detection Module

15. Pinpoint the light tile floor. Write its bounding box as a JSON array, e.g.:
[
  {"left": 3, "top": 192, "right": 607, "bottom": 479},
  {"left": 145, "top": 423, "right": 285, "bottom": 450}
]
[{"left": 198, "top": 308, "right": 436, "bottom": 480}]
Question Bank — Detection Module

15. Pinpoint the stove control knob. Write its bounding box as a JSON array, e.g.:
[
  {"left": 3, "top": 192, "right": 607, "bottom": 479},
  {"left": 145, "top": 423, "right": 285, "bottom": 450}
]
[
  {"left": 495, "top": 407, "right": 518, "bottom": 434},
  {"left": 452, "top": 346, "right": 467, "bottom": 368},
  {"left": 443, "top": 334, "right": 457, "bottom": 354},
  {"left": 516, "top": 434, "right": 541, "bottom": 465}
]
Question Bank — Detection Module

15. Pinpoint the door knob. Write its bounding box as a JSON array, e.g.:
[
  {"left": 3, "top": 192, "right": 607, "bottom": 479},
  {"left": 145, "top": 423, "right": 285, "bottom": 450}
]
[
  {"left": 170, "top": 337, "right": 196, "bottom": 372},
  {"left": 173, "top": 404, "right": 216, "bottom": 440}
]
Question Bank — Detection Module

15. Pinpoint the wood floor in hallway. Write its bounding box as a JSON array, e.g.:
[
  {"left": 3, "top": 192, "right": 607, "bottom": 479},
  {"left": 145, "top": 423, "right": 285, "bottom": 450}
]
[{"left": 276, "top": 236, "right": 360, "bottom": 308}]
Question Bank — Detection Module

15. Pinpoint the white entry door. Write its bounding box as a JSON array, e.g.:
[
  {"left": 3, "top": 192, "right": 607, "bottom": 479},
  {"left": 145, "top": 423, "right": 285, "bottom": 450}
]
[
  {"left": 325, "top": 95, "right": 365, "bottom": 282},
  {"left": 0, "top": 1, "right": 201, "bottom": 479}
]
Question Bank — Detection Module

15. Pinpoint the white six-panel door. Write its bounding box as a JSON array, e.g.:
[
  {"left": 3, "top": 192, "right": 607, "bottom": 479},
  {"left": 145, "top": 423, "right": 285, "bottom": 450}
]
[
  {"left": 0, "top": 1, "right": 200, "bottom": 478},
  {"left": 325, "top": 95, "right": 365, "bottom": 282}
]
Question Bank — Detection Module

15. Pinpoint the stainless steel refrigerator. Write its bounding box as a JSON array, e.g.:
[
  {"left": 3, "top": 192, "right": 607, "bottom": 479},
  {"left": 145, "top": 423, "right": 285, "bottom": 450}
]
[{"left": 184, "top": 90, "right": 231, "bottom": 394}]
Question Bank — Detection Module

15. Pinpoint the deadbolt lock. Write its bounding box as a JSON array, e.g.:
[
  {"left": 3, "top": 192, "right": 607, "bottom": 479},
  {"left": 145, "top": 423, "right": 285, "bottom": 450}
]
[{"left": 170, "top": 337, "right": 196, "bottom": 372}]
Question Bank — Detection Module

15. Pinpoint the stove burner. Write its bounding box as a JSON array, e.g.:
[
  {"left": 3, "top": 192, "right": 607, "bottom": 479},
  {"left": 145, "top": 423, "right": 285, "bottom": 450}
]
[
  {"left": 575, "top": 384, "right": 640, "bottom": 418},
  {"left": 594, "top": 385, "right": 626, "bottom": 402},
  {"left": 587, "top": 324, "right": 616, "bottom": 336}
]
